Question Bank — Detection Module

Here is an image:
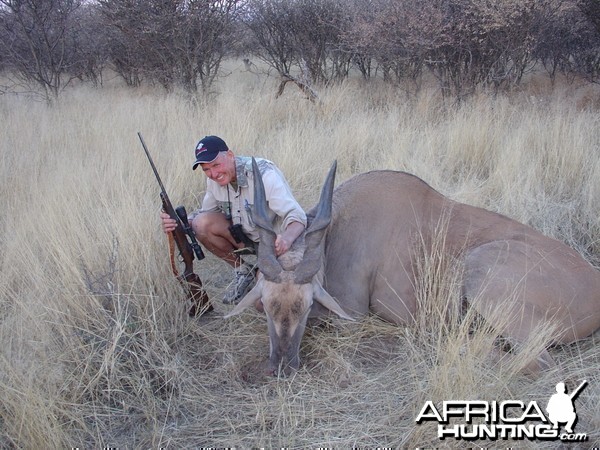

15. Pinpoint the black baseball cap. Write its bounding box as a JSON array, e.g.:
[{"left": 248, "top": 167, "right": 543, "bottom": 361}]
[{"left": 192, "top": 135, "right": 229, "bottom": 169}]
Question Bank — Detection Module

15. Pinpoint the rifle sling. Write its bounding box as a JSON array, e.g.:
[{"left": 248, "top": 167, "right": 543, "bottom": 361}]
[
  {"left": 168, "top": 233, "right": 179, "bottom": 277},
  {"left": 166, "top": 233, "right": 213, "bottom": 316}
]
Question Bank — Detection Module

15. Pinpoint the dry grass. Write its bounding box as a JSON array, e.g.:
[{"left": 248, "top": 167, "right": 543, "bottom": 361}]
[{"left": 1, "top": 62, "right": 599, "bottom": 448}]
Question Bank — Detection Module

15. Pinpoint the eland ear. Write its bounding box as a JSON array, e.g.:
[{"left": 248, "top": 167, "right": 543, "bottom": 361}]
[
  {"left": 223, "top": 278, "right": 264, "bottom": 319},
  {"left": 312, "top": 279, "right": 355, "bottom": 321}
]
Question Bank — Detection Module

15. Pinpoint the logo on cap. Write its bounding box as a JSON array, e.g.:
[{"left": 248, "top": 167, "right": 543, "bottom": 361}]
[{"left": 195, "top": 143, "right": 208, "bottom": 157}]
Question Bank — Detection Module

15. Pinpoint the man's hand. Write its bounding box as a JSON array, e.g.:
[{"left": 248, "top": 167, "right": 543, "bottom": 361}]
[
  {"left": 275, "top": 235, "right": 291, "bottom": 256},
  {"left": 274, "top": 221, "right": 306, "bottom": 256},
  {"left": 160, "top": 211, "right": 178, "bottom": 234}
]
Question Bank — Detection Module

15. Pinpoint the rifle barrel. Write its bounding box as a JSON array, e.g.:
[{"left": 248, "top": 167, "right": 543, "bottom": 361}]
[
  {"left": 569, "top": 380, "right": 588, "bottom": 400},
  {"left": 138, "top": 132, "right": 168, "bottom": 194}
]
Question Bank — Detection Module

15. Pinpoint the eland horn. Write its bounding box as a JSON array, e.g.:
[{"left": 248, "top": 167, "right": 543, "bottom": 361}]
[
  {"left": 250, "top": 157, "right": 283, "bottom": 282},
  {"left": 294, "top": 160, "right": 337, "bottom": 284}
]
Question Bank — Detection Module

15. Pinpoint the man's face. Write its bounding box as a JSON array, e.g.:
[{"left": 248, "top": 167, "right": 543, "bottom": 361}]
[{"left": 199, "top": 151, "right": 236, "bottom": 186}]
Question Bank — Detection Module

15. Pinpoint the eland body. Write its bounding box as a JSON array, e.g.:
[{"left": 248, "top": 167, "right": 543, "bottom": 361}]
[{"left": 227, "top": 162, "right": 600, "bottom": 375}]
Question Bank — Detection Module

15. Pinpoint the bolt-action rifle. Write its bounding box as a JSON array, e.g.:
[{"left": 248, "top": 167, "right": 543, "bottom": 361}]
[{"left": 138, "top": 132, "right": 212, "bottom": 316}]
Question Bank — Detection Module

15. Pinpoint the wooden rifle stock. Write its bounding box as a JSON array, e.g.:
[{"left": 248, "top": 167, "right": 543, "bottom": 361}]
[{"left": 138, "top": 132, "right": 212, "bottom": 316}]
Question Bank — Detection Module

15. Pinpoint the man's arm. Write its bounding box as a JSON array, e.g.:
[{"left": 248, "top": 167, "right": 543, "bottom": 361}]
[{"left": 261, "top": 168, "right": 307, "bottom": 226}]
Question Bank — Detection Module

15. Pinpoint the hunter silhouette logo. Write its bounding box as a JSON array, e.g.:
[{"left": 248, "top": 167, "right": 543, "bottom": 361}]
[
  {"left": 546, "top": 380, "right": 587, "bottom": 434},
  {"left": 415, "top": 380, "right": 589, "bottom": 442}
]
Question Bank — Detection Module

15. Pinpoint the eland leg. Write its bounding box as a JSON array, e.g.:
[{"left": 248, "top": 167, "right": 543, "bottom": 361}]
[{"left": 462, "top": 240, "right": 568, "bottom": 373}]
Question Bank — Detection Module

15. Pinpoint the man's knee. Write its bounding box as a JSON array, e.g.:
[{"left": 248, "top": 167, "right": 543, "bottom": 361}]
[{"left": 192, "top": 212, "right": 229, "bottom": 242}]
